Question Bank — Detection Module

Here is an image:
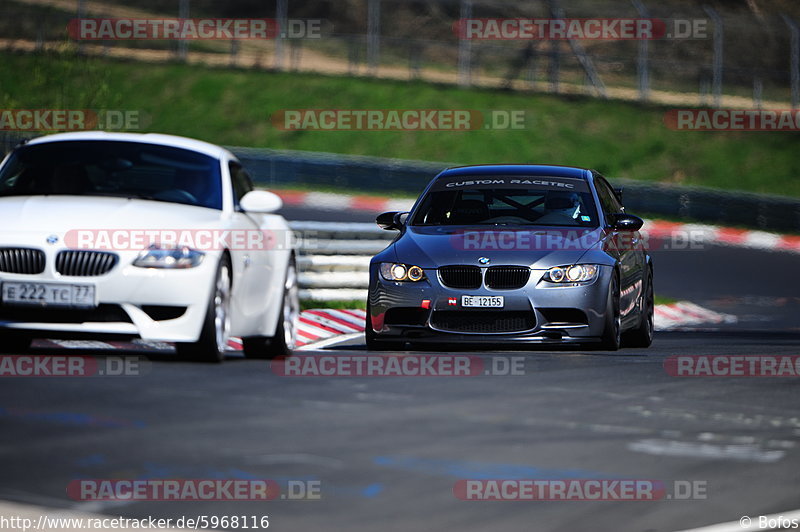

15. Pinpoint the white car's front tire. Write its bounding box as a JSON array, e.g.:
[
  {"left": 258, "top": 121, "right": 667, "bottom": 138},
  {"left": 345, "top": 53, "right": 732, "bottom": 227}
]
[{"left": 176, "top": 255, "right": 232, "bottom": 363}]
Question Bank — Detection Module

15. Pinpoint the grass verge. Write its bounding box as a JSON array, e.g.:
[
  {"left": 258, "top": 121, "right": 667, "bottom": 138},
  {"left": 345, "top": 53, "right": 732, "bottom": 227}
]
[{"left": 2, "top": 50, "right": 799, "bottom": 196}]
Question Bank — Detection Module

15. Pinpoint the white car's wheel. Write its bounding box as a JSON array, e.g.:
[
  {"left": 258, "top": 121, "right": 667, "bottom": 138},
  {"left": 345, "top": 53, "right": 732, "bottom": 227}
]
[
  {"left": 176, "top": 256, "right": 231, "bottom": 363},
  {"left": 243, "top": 256, "right": 299, "bottom": 359}
]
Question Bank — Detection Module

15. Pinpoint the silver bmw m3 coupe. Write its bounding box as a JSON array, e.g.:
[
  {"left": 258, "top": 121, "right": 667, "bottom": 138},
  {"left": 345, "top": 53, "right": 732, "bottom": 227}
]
[{"left": 366, "top": 164, "right": 653, "bottom": 351}]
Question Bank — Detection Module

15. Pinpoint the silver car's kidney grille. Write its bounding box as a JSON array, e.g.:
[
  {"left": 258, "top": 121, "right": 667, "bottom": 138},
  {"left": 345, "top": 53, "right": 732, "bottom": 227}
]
[
  {"left": 56, "top": 250, "right": 118, "bottom": 277},
  {"left": 485, "top": 266, "right": 531, "bottom": 289},
  {"left": 438, "top": 266, "right": 482, "bottom": 289},
  {"left": 0, "top": 248, "right": 46, "bottom": 274}
]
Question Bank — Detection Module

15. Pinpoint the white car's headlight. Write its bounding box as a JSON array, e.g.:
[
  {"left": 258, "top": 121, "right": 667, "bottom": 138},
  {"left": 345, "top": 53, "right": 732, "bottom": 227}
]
[
  {"left": 544, "top": 264, "right": 599, "bottom": 284},
  {"left": 380, "top": 262, "right": 425, "bottom": 282},
  {"left": 133, "top": 244, "right": 205, "bottom": 269}
]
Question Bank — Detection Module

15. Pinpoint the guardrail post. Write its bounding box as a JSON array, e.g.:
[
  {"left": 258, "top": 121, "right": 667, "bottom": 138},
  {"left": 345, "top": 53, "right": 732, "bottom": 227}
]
[
  {"left": 230, "top": 40, "right": 239, "bottom": 67},
  {"left": 547, "top": 1, "right": 563, "bottom": 93},
  {"left": 457, "top": 0, "right": 473, "bottom": 87},
  {"left": 632, "top": 0, "right": 650, "bottom": 101},
  {"left": 367, "top": 0, "right": 381, "bottom": 75},
  {"left": 178, "top": 0, "right": 189, "bottom": 61},
  {"left": 782, "top": 15, "right": 799, "bottom": 109},
  {"left": 704, "top": 6, "right": 724, "bottom": 108},
  {"left": 76, "top": 0, "right": 86, "bottom": 54},
  {"left": 753, "top": 77, "right": 763, "bottom": 109},
  {"left": 275, "top": 0, "right": 288, "bottom": 70}
]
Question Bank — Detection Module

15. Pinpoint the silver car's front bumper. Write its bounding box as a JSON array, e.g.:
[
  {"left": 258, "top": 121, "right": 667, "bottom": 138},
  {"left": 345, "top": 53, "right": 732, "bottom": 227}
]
[{"left": 368, "top": 265, "right": 613, "bottom": 345}]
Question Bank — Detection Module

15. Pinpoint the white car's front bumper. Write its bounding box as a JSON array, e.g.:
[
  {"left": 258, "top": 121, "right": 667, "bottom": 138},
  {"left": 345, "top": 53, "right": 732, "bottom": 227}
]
[{"left": 0, "top": 248, "right": 219, "bottom": 342}]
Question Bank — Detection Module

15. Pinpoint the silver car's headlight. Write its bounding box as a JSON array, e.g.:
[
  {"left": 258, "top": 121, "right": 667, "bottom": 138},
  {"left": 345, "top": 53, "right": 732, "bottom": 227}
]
[
  {"left": 380, "top": 262, "right": 425, "bottom": 282},
  {"left": 543, "top": 264, "right": 599, "bottom": 284},
  {"left": 133, "top": 244, "right": 205, "bottom": 269}
]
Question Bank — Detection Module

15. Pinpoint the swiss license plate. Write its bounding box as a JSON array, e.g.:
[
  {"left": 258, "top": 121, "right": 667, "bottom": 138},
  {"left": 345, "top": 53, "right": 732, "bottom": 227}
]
[
  {"left": 1, "top": 282, "right": 96, "bottom": 308},
  {"left": 462, "top": 295, "right": 504, "bottom": 308}
]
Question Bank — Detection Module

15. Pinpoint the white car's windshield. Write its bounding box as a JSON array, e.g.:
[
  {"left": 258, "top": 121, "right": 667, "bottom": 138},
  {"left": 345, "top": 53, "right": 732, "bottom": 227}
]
[{"left": 0, "top": 140, "right": 223, "bottom": 210}]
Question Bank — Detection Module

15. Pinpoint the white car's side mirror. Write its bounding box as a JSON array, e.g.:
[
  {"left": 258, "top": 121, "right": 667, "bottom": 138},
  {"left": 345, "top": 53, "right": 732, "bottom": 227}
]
[{"left": 240, "top": 190, "right": 283, "bottom": 213}]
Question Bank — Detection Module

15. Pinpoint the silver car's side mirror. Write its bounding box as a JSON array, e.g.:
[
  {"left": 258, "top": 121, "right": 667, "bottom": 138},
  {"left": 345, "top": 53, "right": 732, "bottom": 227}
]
[
  {"left": 376, "top": 211, "right": 408, "bottom": 231},
  {"left": 611, "top": 213, "right": 643, "bottom": 231}
]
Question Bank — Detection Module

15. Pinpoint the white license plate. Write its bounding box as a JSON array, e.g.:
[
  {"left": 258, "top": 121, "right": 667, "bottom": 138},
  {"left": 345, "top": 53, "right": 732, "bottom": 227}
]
[
  {"left": 462, "top": 295, "right": 504, "bottom": 308},
  {"left": 1, "top": 282, "right": 96, "bottom": 308}
]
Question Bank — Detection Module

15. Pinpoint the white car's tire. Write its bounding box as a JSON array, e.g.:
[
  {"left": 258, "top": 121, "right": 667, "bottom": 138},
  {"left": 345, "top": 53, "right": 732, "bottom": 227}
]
[
  {"left": 176, "top": 255, "right": 232, "bottom": 363},
  {"left": 243, "top": 256, "right": 299, "bottom": 359}
]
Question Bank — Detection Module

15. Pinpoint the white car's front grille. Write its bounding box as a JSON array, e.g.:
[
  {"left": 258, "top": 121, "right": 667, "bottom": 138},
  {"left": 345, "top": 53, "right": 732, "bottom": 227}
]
[
  {"left": 55, "top": 250, "right": 119, "bottom": 277},
  {"left": 0, "top": 247, "right": 46, "bottom": 274}
]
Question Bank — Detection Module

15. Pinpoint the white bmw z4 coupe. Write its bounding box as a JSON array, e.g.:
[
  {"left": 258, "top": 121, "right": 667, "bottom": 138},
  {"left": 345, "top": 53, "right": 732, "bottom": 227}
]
[{"left": 0, "top": 132, "right": 299, "bottom": 362}]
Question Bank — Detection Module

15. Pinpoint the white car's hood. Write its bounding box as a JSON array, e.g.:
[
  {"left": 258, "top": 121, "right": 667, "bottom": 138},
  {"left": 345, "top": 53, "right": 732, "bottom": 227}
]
[{"left": 1, "top": 195, "right": 225, "bottom": 233}]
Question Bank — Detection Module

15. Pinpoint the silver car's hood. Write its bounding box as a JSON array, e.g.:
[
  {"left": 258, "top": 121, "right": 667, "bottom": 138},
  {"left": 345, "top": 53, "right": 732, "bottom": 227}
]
[{"left": 392, "top": 225, "right": 605, "bottom": 269}]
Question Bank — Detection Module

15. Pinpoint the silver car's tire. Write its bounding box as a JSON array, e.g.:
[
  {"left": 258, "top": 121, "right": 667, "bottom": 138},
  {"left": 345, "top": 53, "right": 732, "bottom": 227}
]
[
  {"left": 598, "top": 273, "right": 621, "bottom": 351},
  {"left": 243, "top": 256, "right": 299, "bottom": 359},
  {"left": 623, "top": 269, "right": 654, "bottom": 348},
  {"left": 176, "top": 256, "right": 231, "bottom": 363}
]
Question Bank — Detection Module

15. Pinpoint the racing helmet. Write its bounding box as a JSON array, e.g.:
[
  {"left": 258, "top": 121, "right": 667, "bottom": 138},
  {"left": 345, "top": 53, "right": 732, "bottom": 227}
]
[{"left": 544, "top": 192, "right": 582, "bottom": 219}]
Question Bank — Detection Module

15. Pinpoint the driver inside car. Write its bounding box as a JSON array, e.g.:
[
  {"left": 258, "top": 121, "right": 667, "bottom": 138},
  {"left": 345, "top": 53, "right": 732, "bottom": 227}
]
[{"left": 536, "top": 191, "right": 583, "bottom": 224}]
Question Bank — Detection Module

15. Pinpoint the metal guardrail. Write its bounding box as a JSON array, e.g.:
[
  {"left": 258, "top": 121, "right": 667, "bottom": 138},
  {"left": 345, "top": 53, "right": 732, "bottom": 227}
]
[
  {"left": 236, "top": 147, "right": 800, "bottom": 233},
  {"left": 612, "top": 178, "right": 800, "bottom": 234},
  {"left": 291, "top": 221, "right": 378, "bottom": 301}
]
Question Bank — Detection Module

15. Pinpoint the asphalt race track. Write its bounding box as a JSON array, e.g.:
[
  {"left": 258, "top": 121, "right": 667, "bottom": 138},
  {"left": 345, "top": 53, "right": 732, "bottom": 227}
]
[{"left": 0, "top": 205, "right": 798, "bottom": 532}]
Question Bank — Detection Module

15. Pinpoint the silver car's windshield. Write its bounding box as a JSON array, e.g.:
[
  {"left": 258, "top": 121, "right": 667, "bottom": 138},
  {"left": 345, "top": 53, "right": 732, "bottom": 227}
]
[
  {"left": 410, "top": 183, "right": 599, "bottom": 228},
  {"left": 0, "top": 140, "right": 223, "bottom": 210}
]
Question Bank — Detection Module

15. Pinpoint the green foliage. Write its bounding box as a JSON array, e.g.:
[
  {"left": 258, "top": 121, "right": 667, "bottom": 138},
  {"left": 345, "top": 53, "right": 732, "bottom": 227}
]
[{"left": 2, "top": 50, "right": 798, "bottom": 196}]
